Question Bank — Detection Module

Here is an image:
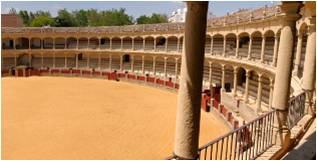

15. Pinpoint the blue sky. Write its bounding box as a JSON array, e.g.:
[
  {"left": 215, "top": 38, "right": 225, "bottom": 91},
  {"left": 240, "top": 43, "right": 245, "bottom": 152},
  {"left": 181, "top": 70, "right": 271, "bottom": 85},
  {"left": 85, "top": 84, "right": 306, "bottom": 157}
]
[{"left": 2, "top": 1, "right": 278, "bottom": 18}]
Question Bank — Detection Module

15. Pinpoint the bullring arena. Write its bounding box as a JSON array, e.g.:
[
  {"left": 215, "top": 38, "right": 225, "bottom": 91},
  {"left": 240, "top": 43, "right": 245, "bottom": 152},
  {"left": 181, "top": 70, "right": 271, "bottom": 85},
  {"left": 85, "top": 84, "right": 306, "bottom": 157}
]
[{"left": 1, "top": 1, "right": 316, "bottom": 160}]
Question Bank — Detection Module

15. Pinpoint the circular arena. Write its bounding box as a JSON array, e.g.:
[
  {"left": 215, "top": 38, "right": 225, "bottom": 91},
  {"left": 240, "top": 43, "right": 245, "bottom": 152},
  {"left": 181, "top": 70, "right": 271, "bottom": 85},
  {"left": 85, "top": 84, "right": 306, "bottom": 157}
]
[
  {"left": 2, "top": 76, "right": 230, "bottom": 159},
  {"left": 1, "top": 1, "right": 316, "bottom": 160}
]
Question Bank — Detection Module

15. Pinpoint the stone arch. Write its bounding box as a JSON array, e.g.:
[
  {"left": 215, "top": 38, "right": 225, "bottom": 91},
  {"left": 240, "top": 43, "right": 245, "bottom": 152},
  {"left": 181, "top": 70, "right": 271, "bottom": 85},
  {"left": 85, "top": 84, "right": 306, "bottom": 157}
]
[
  {"left": 144, "top": 36, "right": 154, "bottom": 51},
  {"left": 66, "top": 37, "right": 77, "bottom": 49},
  {"left": 155, "top": 36, "right": 167, "bottom": 52},
  {"left": 55, "top": 37, "right": 66, "bottom": 49},
  {"left": 263, "top": 30, "right": 275, "bottom": 63},
  {"left": 111, "top": 37, "right": 121, "bottom": 50},
  {"left": 78, "top": 37, "right": 88, "bottom": 49},
  {"left": 237, "top": 32, "right": 250, "bottom": 58},
  {"left": 134, "top": 36, "right": 144, "bottom": 50},
  {"left": 224, "top": 64, "right": 235, "bottom": 92},
  {"left": 122, "top": 37, "right": 132, "bottom": 50},
  {"left": 15, "top": 37, "right": 29, "bottom": 49},
  {"left": 144, "top": 55, "right": 154, "bottom": 74},
  {"left": 167, "top": 36, "right": 178, "bottom": 52},
  {"left": 296, "top": 22, "right": 309, "bottom": 78},
  {"left": 43, "top": 37, "right": 53, "bottom": 49},
  {"left": 30, "top": 37, "right": 42, "bottom": 49},
  {"left": 225, "top": 33, "right": 237, "bottom": 57},
  {"left": 250, "top": 31, "right": 263, "bottom": 60},
  {"left": 212, "top": 34, "right": 224, "bottom": 55},
  {"left": 89, "top": 37, "right": 99, "bottom": 49},
  {"left": 205, "top": 34, "right": 212, "bottom": 54},
  {"left": 100, "top": 37, "right": 110, "bottom": 49},
  {"left": 2, "top": 38, "right": 14, "bottom": 49}
]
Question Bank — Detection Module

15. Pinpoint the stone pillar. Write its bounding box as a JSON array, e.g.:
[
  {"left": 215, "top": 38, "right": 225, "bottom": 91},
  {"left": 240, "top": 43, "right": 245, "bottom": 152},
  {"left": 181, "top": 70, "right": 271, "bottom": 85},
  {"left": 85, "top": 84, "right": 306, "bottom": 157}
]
[
  {"left": 260, "top": 36, "right": 266, "bottom": 63},
  {"left": 110, "top": 38, "right": 112, "bottom": 50},
  {"left": 98, "top": 53, "right": 101, "bottom": 69},
  {"left": 109, "top": 54, "right": 112, "bottom": 71},
  {"left": 53, "top": 52, "right": 56, "bottom": 68},
  {"left": 120, "top": 55, "right": 123, "bottom": 71},
  {"left": 272, "top": 1, "right": 301, "bottom": 148},
  {"left": 165, "top": 38, "right": 168, "bottom": 52},
  {"left": 223, "top": 37, "right": 226, "bottom": 57},
  {"left": 177, "top": 38, "right": 180, "bottom": 53},
  {"left": 75, "top": 54, "right": 78, "bottom": 69},
  {"left": 132, "top": 38, "right": 135, "bottom": 50},
  {"left": 256, "top": 74, "right": 263, "bottom": 113},
  {"left": 235, "top": 35, "right": 239, "bottom": 58},
  {"left": 131, "top": 55, "right": 134, "bottom": 72},
  {"left": 76, "top": 38, "right": 79, "bottom": 49},
  {"left": 164, "top": 57, "right": 167, "bottom": 78},
  {"left": 64, "top": 53, "right": 67, "bottom": 68},
  {"left": 244, "top": 70, "right": 250, "bottom": 103},
  {"left": 143, "top": 38, "right": 145, "bottom": 51},
  {"left": 269, "top": 78, "right": 274, "bottom": 110},
  {"left": 174, "top": 58, "right": 179, "bottom": 86},
  {"left": 272, "top": 35, "right": 279, "bottom": 66},
  {"left": 120, "top": 38, "right": 123, "bottom": 50},
  {"left": 221, "top": 64, "right": 226, "bottom": 92},
  {"left": 293, "top": 33, "right": 303, "bottom": 74},
  {"left": 141, "top": 55, "right": 145, "bottom": 74},
  {"left": 302, "top": 25, "right": 316, "bottom": 115},
  {"left": 210, "top": 36, "right": 213, "bottom": 55},
  {"left": 247, "top": 36, "right": 252, "bottom": 60},
  {"left": 232, "top": 67, "right": 238, "bottom": 97},
  {"left": 152, "top": 56, "right": 156, "bottom": 75},
  {"left": 154, "top": 38, "right": 157, "bottom": 51},
  {"left": 174, "top": 2, "right": 208, "bottom": 159},
  {"left": 87, "top": 53, "right": 90, "bottom": 68},
  {"left": 41, "top": 52, "right": 43, "bottom": 68}
]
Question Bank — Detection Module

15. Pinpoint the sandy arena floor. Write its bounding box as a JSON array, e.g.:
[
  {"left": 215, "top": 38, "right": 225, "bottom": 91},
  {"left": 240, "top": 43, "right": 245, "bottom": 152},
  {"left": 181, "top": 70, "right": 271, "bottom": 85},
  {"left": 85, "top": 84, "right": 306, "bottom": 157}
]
[{"left": 2, "top": 76, "right": 230, "bottom": 159}]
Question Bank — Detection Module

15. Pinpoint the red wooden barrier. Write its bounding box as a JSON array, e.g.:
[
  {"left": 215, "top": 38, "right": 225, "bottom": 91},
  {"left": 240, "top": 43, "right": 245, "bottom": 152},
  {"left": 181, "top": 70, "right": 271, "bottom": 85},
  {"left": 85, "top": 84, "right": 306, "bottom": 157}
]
[
  {"left": 92, "top": 71, "right": 101, "bottom": 76},
  {"left": 137, "top": 75, "right": 145, "bottom": 81},
  {"left": 117, "top": 73, "right": 126, "bottom": 78},
  {"left": 128, "top": 74, "right": 136, "bottom": 79},
  {"left": 175, "top": 83, "right": 179, "bottom": 89},
  {"left": 156, "top": 79, "right": 164, "bottom": 85},
  {"left": 82, "top": 70, "right": 91, "bottom": 75},
  {"left": 61, "top": 69, "right": 71, "bottom": 74},
  {"left": 147, "top": 76, "right": 155, "bottom": 83},
  {"left": 1, "top": 69, "right": 9, "bottom": 76},
  {"left": 51, "top": 69, "right": 60, "bottom": 74},
  {"left": 165, "top": 80, "right": 174, "bottom": 88},
  {"left": 30, "top": 69, "right": 40, "bottom": 76}
]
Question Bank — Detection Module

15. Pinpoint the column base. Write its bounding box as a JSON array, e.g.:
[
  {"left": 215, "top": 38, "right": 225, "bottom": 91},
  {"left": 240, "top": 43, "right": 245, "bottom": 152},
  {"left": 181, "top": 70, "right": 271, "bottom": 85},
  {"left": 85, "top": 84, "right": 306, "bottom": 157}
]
[{"left": 172, "top": 152, "right": 199, "bottom": 160}]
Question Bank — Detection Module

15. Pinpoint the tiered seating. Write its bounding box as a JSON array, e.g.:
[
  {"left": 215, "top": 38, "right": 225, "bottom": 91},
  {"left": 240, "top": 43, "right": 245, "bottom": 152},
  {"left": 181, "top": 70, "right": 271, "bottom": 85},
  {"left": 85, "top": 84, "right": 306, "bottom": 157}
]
[
  {"left": 144, "top": 57, "right": 153, "bottom": 74},
  {"left": 55, "top": 57, "right": 65, "bottom": 68},
  {"left": 238, "top": 38, "right": 249, "bottom": 58},
  {"left": 263, "top": 37, "right": 274, "bottom": 63},
  {"left": 167, "top": 37, "right": 178, "bottom": 52},
  {"left": 2, "top": 57, "right": 15, "bottom": 69},
  {"left": 110, "top": 55, "right": 121, "bottom": 70},
  {"left": 111, "top": 38, "right": 121, "bottom": 50},
  {"left": 88, "top": 38, "right": 99, "bottom": 49},
  {"left": 78, "top": 39, "right": 88, "bottom": 49},
  {"left": 66, "top": 56, "right": 76, "bottom": 68},
  {"left": 250, "top": 37, "right": 262, "bottom": 60},
  {"left": 32, "top": 55, "right": 42, "bottom": 68},
  {"left": 212, "top": 37, "right": 224, "bottom": 55},
  {"left": 122, "top": 38, "right": 132, "bottom": 50},
  {"left": 134, "top": 37, "right": 144, "bottom": 50},
  {"left": 166, "top": 59, "right": 176, "bottom": 76},
  {"left": 100, "top": 55, "right": 110, "bottom": 69},
  {"left": 42, "top": 55, "right": 54, "bottom": 68}
]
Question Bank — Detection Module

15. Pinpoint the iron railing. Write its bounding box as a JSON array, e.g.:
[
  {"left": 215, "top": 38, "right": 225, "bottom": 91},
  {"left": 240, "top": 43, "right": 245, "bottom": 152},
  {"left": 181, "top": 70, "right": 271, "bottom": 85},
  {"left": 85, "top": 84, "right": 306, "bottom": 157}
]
[
  {"left": 167, "top": 110, "right": 275, "bottom": 160},
  {"left": 287, "top": 92, "right": 306, "bottom": 129}
]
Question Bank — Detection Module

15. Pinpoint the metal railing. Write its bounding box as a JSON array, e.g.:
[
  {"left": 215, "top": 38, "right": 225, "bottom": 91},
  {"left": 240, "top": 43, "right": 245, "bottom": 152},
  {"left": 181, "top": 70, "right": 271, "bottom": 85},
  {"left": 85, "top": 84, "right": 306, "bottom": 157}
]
[
  {"left": 167, "top": 110, "right": 275, "bottom": 160},
  {"left": 287, "top": 92, "right": 306, "bottom": 129}
]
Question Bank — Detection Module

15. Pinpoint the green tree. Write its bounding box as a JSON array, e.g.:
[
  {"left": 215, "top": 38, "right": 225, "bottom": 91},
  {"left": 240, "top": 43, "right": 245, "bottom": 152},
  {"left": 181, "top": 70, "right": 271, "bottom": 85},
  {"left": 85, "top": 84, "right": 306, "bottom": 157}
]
[
  {"left": 100, "top": 8, "right": 133, "bottom": 26},
  {"left": 19, "top": 10, "right": 30, "bottom": 26},
  {"left": 136, "top": 13, "right": 168, "bottom": 24},
  {"left": 30, "top": 16, "right": 55, "bottom": 27},
  {"left": 55, "top": 9, "right": 75, "bottom": 27},
  {"left": 73, "top": 9, "right": 88, "bottom": 26}
]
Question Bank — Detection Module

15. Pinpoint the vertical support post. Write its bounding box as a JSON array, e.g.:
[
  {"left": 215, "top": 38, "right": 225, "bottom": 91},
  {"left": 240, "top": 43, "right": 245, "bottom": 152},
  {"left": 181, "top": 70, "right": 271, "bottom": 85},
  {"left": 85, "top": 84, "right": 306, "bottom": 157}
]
[
  {"left": 152, "top": 56, "right": 156, "bottom": 75},
  {"left": 120, "top": 55, "right": 123, "bottom": 71},
  {"left": 210, "top": 36, "right": 213, "bottom": 55},
  {"left": 75, "top": 54, "right": 78, "bottom": 69},
  {"left": 143, "top": 38, "right": 145, "bottom": 51},
  {"left": 269, "top": 78, "right": 274, "bottom": 110},
  {"left": 132, "top": 37, "right": 135, "bottom": 51},
  {"left": 174, "top": 58, "right": 179, "bottom": 85},
  {"left": 223, "top": 37, "right": 226, "bottom": 57},
  {"left": 256, "top": 74, "right": 263, "bottom": 113},
  {"left": 293, "top": 33, "right": 303, "bottom": 75},
  {"left": 244, "top": 70, "right": 250, "bottom": 103},
  {"left": 87, "top": 53, "right": 90, "bottom": 69},
  {"left": 64, "top": 53, "right": 67, "bottom": 68},
  {"left": 221, "top": 64, "right": 226, "bottom": 93},
  {"left": 174, "top": 2, "right": 208, "bottom": 159},
  {"left": 98, "top": 53, "right": 101, "bottom": 69},
  {"left": 177, "top": 37, "right": 180, "bottom": 53},
  {"left": 272, "top": 35, "right": 279, "bottom": 66},
  {"left": 154, "top": 38, "right": 157, "bottom": 51},
  {"left": 141, "top": 55, "right": 145, "bottom": 74},
  {"left": 232, "top": 66, "right": 238, "bottom": 97},
  {"left": 164, "top": 57, "right": 167, "bottom": 78},
  {"left": 109, "top": 54, "right": 112, "bottom": 71},
  {"left": 235, "top": 35, "right": 239, "bottom": 58},
  {"left": 260, "top": 36, "right": 266, "bottom": 63},
  {"left": 247, "top": 36, "right": 252, "bottom": 60},
  {"left": 131, "top": 55, "right": 134, "bottom": 72},
  {"left": 165, "top": 38, "right": 168, "bottom": 52},
  {"left": 121, "top": 38, "right": 123, "bottom": 50}
]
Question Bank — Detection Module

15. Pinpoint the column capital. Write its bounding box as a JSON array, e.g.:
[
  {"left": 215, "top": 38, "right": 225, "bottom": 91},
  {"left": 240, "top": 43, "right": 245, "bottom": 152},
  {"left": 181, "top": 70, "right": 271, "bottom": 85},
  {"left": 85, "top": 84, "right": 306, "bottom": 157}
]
[
  {"left": 258, "top": 74, "right": 263, "bottom": 82},
  {"left": 245, "top": 70, "right": 250, "bottom": 77}
]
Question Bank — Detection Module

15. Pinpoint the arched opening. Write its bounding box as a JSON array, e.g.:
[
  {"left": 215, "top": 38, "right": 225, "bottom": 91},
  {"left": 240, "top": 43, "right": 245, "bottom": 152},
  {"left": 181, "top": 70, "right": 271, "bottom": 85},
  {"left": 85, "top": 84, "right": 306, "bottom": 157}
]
[
  {"left": 43, "top": 37, "right": 53, "bottom": 49},
  {"left": 250, "top": 31, "right": 263, "bottom": 61},
  {"left": 155, "top": 36, "right": 166, "bottom": 52},
  {"left": 224, "top": 64, "right": 234, "bottom": 92},
  {"left": 144, "top": 55, "right": 153, "bottom": 74},
  {"left": 15, "top": 37, "right": 29, "bottom": 49},
  {"left": 238, "top": 32, "right": 250, "bottom": 58},
  {"left": 31, "top": 38, "right": 42, "bottom": 49},
  {"left": 66, "top": 53, "right": 76, "bottom": 68},
  {"left": 205, "top": 35, "right": 211, "bottom": 54},
  {"left": 297, "top": 23, "right": 308, "bottom": 78},
  {"left": 89, "top": 53, "right": 99, "bottom": 69},
  {"left": 100, "top": 54, "right": 110, "bottom": 70},
  {"left": 122, "top": 37, "right": 132, "bottom": 50},
  {"left": 89, "top": 37, "right": 99, "bottom": 49},
  {"left": 100, "top": 37, "right": 110, "bottom": 49},
  {"left": 66, "top": 37, "right": 77, "bottom": 49},
  {"left": 144, "top": 36, "right": 154, "bottom": 51},
  {"left": 78, "top": 38, "right": 88, "bottom": 49},
  {"left": 236, "top": 67, "right": 246, "bottom": 95},
  {"left": 30, "top": 52, "right": 42, "bottom": 68},
  {"left": 2, "top": 38, "right": 14, "bottom": 49},
  {"left": 111, "top": 37, "right": 121, "bottom": 50},
  {"left": 134, "top": 37, "right": 144, "bottom": 51},
  {"left": 212, "top": 34, "right": 224, "bottom": 56},
  {"left": 16, "top": 53, "right": 31, "bottom": 66},
  {"left": 42, "top": 52, "right": 54, "bottom": 68},
  {"left": 123, "top": 54, "right": 131, "bottom": 71},
  {"left": 263, "top": 30, "right": 275, "bottom": 64},
  {"left": 167, "top": 36, "right": 178, "bottom": 52},
  {"left": 55, "top": 37, "right": 66, "bottom": 49},
  {"left": 225, "top": 33, "right": 237, "bottom": 57},
  {"left": 54, "top": 52, "right": 65, "bottom": 68}
]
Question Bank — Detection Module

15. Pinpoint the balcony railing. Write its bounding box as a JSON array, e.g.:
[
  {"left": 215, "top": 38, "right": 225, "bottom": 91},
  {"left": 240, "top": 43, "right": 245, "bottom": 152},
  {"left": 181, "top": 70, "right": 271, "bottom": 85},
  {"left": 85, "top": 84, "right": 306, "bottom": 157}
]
[{"left": 287, "top": 91, "right": 306, "bottom": 129}]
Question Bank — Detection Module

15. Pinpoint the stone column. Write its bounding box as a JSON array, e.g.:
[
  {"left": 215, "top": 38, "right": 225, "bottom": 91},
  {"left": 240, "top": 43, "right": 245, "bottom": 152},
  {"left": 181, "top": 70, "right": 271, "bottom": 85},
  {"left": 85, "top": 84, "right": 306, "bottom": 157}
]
[
  {"left": 154, "top": 38, "right": 157, "bottom": 51},
  {"left": 302, "top": 25, "right": 316, "bottom": 115},
  {"left": 131, "top": 55, "right": 134, "bottom": 72},
  {"left": 244, "top": 70, "right": 250, "bottom": 103},
  {"left": 174, "top": 58, "right": 179, "bottom": 87},
  {"left": 110, "top": 38, "right": 112, "bottom": 50},
  {"left": 53, "top": 52, "right": 56, "bottom": 68},
  {"left": 120, "top": 55, "right": 123, "bottom": 71},
  {"left": 269, "top": 78, "right": 274, "bottom": 110},
  {"left": 272, "top": 1, "right": 301, "bottom": 147},
  {"left": 75, "top": 54, "right": 78, "bottom": 68},
  {"left": 272, "top": 35, "right": 279, "bottom": 66},
  {"left": 165, "top": 38, "right": 168, "bottom": 52},
  {"left": 232, "top": 66, "right": 238, "bottom": 97},
  {"left": 143, "top": 38, "right": 145, "bottom": 51},
  {"left": 210, "top": 36, "right": 213, "bottom": 55},
  {"left": 120, "top": 38, "right": 123, "bottom": 50},
  {"left": 64, "top": 53, "right": 67, "bottom": 68},
  {"left": 41, "top": 52, "right": 43, "bottom": 68},
  {"left": 87, "top": 53, "right": 90, "bottom": 68},
  {"left": 132, "top": 37, "right": 135, "bottom": 50},
  {"left": 141, "top": 55, "right": 145, "bottom": 74},
  {"left": 221, "top": 64, "right": 226, "bottom": 92},
  {"left": 293, "top": 33, "right": 303, "bottom": 75},
  {"left": 260, "top": 36, "right": 266, "bottom": 63},
  {"left": 223, "top": 37, "right": 226, "bottom": 57},
  {"left": 235, "top": 35, "right": 239, "bottom": 58},
  {"left": 152, "top": 56, "right": 156, "bottom": 75},
  {"left": 256, "top": 74, "right": 263, "bottom": 113},
  {"left": 177, "top": 37, "right": 180, "bottom": 53},
  {"left": 76, "top": 38, "right": 79, "bottom": 49},
  {"left": 109, "top": 54, "right": 112, "bottom": 71},
  {"left": 247, "top": 36, "right": 252, "bottom": 60},
  {"left": 98, "top": 53, "right": 101, "bottom": 69},
  {"left": 164, "top": 57, "right": 167, "bottom": 78},
  {"left": 174, "top": 2, "right": 208, "bottom": 159}
]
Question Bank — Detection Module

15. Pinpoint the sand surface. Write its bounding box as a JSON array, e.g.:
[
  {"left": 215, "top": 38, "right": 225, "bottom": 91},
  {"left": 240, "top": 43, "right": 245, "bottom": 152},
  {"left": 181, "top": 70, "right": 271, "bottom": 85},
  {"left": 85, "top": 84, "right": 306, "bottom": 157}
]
[{"left": 2, "top": 76, "right": 230, "bottom": 159}]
